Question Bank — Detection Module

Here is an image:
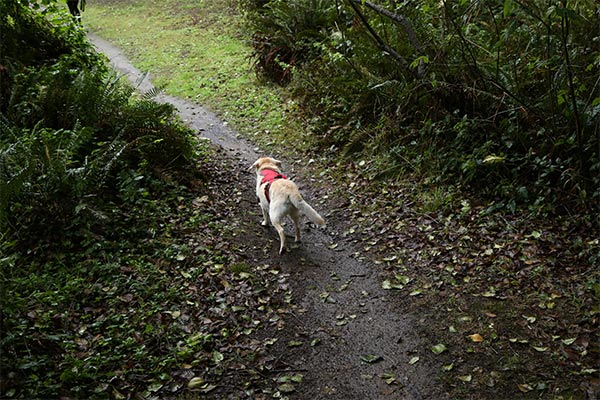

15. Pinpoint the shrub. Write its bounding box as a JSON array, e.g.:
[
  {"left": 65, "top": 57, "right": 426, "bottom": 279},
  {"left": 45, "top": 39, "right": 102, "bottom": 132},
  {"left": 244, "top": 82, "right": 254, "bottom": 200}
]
[
  {"left": 244, "top": 0, "right": 600, "bottom": 213},
  {"left": 0, "top": 1, "right": 195, "bottom": 254},
  {"left": 246, "top": 0, "right": 339, "bottom": 83}
]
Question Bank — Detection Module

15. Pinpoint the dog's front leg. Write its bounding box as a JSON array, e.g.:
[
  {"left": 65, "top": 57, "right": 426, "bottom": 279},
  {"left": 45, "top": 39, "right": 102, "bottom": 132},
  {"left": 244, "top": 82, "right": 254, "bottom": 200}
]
[{"left": 260, "top": 203, "right": 269, "bottom": 226}]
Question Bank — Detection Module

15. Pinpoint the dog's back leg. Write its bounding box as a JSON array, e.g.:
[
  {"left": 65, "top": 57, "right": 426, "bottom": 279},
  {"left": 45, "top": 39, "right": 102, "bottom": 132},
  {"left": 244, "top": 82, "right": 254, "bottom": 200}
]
[
  {"left": 272, "top": 221, "right": 286, "bottom": 254},
  {"left": 290, "top": 209, "right": 301, "bottom": 243},
  {"left": 270, "top": 207, "right": 287, "bottom": 254}
]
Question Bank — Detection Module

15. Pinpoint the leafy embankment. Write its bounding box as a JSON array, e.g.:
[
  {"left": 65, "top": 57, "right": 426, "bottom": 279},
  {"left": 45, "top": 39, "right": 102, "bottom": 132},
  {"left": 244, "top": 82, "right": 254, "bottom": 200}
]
[
  {"left": 313, "top": 160, "right": 599, "bottom": 399},
  {"left": 1, "top": 3, "right": 289, "bottom": 398}
]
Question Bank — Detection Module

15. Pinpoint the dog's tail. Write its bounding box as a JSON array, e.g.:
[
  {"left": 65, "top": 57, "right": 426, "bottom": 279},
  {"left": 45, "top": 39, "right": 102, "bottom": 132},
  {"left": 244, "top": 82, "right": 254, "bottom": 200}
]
[{"left": 290, "top": 193, "right": 325, "bottom": 225}]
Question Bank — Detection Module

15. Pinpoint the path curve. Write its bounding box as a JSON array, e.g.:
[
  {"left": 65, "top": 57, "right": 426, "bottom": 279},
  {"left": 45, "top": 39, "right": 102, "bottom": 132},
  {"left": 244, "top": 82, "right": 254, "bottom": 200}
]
[{"left": 88, "top": 33, "right": 449, "bottom": 400}]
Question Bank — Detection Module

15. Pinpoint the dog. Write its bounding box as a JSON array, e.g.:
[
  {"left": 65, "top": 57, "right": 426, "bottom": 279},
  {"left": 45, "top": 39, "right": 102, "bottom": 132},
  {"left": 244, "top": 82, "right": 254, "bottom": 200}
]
[{"left": 249, "top": 157, "right": 325, "bottom": 254}]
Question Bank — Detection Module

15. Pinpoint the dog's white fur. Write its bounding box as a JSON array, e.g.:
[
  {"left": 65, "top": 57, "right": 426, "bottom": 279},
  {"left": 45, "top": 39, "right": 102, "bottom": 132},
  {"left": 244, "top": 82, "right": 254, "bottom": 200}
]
[{"left": 250, "top": 157, "right": 325, "bottom": 254}]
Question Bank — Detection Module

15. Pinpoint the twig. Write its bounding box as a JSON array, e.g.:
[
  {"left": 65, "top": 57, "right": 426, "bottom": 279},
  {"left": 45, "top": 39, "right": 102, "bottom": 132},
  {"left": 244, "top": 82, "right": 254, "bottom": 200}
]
[{"left": 346, "top": 0, "right": 411, "bottom": 75}]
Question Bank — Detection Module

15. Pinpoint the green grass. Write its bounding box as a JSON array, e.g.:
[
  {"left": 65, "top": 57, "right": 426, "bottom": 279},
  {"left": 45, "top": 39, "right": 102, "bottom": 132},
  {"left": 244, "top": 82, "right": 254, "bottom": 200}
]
[{"left": 84, "top": 0, "right": 301, "bottom": 146}]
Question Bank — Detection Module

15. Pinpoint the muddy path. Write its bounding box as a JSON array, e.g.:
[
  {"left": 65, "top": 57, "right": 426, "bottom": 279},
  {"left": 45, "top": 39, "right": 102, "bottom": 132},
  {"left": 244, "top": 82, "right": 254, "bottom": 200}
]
[{"left": 89, "top": 33, "right": 449, "bottom": 400}]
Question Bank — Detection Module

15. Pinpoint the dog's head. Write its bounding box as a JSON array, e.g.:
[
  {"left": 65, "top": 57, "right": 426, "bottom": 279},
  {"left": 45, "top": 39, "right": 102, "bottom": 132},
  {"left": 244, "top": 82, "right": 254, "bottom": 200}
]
[{"left": 249, "top": 157, "right": 282, "bottom": 173}]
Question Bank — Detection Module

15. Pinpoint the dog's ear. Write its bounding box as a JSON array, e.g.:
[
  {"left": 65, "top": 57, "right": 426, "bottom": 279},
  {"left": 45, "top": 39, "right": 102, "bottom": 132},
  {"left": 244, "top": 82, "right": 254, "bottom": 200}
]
[
  {"left": 272, "top": 158, "right": 282, "bottom": 167},
  {"left": 248, "top": 159, "right": 260, "bottom": 172}
]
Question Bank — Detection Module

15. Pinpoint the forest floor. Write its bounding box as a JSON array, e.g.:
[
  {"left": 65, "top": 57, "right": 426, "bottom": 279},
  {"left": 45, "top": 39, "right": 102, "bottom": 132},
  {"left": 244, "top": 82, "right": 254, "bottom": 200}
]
[{"left": 89, "top": 33, "right": 599, "bottom": 400}]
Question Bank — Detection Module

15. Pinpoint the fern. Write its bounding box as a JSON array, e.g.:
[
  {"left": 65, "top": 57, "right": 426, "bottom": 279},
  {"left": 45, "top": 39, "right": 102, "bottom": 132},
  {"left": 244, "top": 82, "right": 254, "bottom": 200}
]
[
  {"left": 0, "top": 122, "right": 27, "bottom": 229},
  {"left": 2, "top": 2, "right": 199, "bottom": 251}
]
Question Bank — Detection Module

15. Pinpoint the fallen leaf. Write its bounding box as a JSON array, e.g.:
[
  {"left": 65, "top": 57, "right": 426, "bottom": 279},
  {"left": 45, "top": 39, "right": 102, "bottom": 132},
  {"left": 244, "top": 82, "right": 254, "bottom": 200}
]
[
  {"left": 580, "top": 368, "right": 598, "bottom": 375},
  {"left": 199, "top": 384, "right": 217, "bottom": 393},
  {"left": 509, "top": 337, "right": 528, "bottom": 344},
  {"left": 468, "top": 333, "right": 484, "bottom": 342},
  {"left": 212, "top": 351, "right": 224, "bottom": 364},
  {"left": 113, "top": 388, "right": 126, "bottom": 399},
  {"left": 442, "top": 363, "right": 454, "bottom": 371},
  {"left": 394, "top": 274, "right": 411, "bottom": 284},
  {"left": 360, "top": 354, "right": 383, "bottom": 364},
  {"left": 278, "top": 383, "right": 295, "bottom": 393},
  {"left": 431, "top": 343, "right": 447, "bottom": 354},
  {"left": 382, "top": 280, "right": 404, "bottom": 290},
  {"left": 381, "top": 372, "right": 396, "bottom": 385},
  {"left": 187, "top": 377, "right": 204, "bottom": 389},
  {"left": 338, "top": 280, "right": 352, "bottom": 292},
  {"left": 320, "top": 291, "right": 335, "bottom": 303},
  {"left": 458, "top": 375, "right": 472, "bottom": 383},
  {"left": 408, "top": 356, "right": 420, "bottom": 365},
  {"left": 517, "top": 383, "right": 533, "bottom": 392},
  {"left": 530, "top": 230, "right": 542, "bottom": 239},
  {"left": 523, "top": 315, "right": 536, "bottom": 323}
]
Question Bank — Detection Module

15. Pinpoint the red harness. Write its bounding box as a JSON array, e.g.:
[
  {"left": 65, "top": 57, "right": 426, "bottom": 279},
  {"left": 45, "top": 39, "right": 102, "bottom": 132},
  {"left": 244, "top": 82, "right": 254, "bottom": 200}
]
[{"left": 260, "top": 169, "right": 287, "bottom": 203}]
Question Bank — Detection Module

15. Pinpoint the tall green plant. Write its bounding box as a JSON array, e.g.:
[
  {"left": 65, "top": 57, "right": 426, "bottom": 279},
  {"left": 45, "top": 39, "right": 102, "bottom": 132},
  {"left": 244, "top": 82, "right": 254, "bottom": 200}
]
[{"left": 247, "top": 0, "right": 338, "bottom": 83}]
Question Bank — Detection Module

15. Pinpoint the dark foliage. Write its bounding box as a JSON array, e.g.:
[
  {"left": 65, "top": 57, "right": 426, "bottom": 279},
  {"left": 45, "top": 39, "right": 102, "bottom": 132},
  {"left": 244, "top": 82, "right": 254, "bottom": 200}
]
[
  {"left": 0, "top": 0, "right": 196, "bottom": 247},
  {"left": 0, "top": 2, "right": 224, "bottom": 399},
  {"left": 245, "top": 0, "right": 339, "bottom": 84},
  {"left": 245, "top": 0, "right": 600, "bottom": 215}
]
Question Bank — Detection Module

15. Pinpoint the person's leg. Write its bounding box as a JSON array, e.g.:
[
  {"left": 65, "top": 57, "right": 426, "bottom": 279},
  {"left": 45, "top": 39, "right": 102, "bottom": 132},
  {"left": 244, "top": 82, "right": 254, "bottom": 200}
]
[{"left": 67, "top": 0, "right": 81, "bottom": 23}]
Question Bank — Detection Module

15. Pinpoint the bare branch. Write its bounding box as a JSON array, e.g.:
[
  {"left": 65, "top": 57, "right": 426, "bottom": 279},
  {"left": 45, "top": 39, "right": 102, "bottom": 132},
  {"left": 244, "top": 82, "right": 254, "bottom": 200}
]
[
  {"left": 346, "top": 0, "right": 412, "bottom": 75},
  {"left": 347, "top": 0, "right": 424, "bottom": 54}
]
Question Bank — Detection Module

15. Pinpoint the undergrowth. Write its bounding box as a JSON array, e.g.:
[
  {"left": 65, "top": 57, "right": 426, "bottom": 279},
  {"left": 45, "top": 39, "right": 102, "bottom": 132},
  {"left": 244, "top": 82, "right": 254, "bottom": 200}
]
[
  {"left": 244, "top": 0, "right": 600, "bottom": 217},
  {"left": 1, "top": 2, "right": 278, "bottom": 398}
]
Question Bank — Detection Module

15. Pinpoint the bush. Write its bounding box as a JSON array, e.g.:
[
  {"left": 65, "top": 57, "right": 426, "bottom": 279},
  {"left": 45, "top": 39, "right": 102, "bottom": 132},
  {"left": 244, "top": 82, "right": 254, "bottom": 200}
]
[
  {"left": 244, "top": 0, "right": 600, "bottom": 213},
  {"left": 0, "top": 1, "right": 195, "bottom": 254},
  {"left": 246, "top": 0, "right": 339, "bottom": 83}
]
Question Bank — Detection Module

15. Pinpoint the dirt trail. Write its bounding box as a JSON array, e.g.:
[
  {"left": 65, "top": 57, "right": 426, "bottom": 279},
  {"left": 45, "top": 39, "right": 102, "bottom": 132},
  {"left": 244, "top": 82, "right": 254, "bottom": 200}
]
[{"left": 89, "top": 33, "right": 449, "bottom": 400}]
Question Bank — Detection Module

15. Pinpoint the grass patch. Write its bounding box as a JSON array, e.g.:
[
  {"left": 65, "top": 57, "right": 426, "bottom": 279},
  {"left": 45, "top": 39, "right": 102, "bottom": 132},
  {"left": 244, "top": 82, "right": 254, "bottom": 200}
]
[{"left": 84, "top": 0, "right": 301, "bottom": 149}]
